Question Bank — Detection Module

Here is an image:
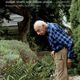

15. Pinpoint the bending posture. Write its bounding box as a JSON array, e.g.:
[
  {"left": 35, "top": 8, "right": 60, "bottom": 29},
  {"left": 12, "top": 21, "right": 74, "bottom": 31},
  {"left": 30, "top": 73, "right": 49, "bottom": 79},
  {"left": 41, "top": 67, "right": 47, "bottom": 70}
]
[{"left": 34, "top": 20, "right": 74, "bottom": 80}]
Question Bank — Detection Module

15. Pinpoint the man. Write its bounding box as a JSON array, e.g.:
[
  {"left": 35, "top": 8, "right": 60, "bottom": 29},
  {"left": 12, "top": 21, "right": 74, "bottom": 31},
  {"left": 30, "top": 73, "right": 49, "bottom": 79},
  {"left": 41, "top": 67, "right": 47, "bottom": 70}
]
[{"left": 34, "top": 20, "right": 74, "bottom": 80}]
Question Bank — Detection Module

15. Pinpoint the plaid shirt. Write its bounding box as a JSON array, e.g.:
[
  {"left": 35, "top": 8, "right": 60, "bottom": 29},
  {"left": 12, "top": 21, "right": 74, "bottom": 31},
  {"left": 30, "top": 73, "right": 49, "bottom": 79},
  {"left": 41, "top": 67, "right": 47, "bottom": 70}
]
[{"left": 47, "top": 22, "right": 74, "bottom": 59}]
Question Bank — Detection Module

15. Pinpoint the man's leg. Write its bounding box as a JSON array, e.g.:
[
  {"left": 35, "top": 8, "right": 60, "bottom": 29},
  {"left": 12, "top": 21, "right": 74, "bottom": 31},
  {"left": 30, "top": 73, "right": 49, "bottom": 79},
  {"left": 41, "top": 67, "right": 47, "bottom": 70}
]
[{"left": 54, "top": 48, "right": 68, "bottom": 80}]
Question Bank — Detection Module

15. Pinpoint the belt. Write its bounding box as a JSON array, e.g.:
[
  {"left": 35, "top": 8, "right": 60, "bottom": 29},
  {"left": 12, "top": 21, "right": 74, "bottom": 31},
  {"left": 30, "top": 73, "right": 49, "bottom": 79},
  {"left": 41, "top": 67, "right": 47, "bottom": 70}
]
[{"left": 55, "top": 47, "right": 64, "bottom": 53}]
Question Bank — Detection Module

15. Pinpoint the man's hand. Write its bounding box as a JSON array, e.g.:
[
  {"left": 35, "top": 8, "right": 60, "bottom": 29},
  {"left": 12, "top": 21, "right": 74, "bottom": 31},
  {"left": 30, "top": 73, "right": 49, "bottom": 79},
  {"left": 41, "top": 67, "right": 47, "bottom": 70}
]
[
  {"left": 67, "top": 59, "right": 72, "bottom": 68},
  {"left": 50, "top": 51, "right": 55, "bottom": 59}
]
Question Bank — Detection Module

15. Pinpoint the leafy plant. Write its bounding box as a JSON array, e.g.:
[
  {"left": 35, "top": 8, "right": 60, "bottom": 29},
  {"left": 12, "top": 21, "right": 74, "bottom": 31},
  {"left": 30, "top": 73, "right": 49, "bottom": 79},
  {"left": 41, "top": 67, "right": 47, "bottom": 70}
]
[{"left": 4, "top": 55, "right": 54, "bottom": 80}]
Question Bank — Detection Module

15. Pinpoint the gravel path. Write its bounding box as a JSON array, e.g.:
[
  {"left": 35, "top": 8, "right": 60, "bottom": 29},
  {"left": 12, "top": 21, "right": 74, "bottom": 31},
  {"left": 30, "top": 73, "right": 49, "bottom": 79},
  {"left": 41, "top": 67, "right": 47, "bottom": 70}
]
[
  {"left": 69, "top": 76, "right": 80, "bottom": 80},
  {"left": 50, "top": 75, "right": 80, "bottom": 80}
]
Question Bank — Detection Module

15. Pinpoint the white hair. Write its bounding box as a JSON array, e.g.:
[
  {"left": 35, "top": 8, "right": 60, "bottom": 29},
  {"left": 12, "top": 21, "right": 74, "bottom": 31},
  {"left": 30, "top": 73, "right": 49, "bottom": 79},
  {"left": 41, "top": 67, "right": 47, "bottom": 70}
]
[{"left": 34, "top": 20, "right": 47, "bottom": 29}]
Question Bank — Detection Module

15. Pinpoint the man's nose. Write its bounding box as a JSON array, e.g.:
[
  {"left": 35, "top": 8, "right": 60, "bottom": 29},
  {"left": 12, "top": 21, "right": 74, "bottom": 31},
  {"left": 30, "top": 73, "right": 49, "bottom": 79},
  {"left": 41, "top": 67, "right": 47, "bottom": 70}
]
[{"left": 37, "top": 32, "right": 40, "bottom": 35}]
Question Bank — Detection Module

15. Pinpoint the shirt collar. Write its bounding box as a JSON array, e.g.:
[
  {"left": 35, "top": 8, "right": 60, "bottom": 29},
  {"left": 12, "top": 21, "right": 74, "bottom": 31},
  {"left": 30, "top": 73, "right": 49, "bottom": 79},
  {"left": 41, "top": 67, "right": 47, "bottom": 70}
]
[
  {"left": 45, "top": 22, "right": 50, "bottom": 36},
  {"left": 47, "top": 22, "right": 50, "bottom": 33}
]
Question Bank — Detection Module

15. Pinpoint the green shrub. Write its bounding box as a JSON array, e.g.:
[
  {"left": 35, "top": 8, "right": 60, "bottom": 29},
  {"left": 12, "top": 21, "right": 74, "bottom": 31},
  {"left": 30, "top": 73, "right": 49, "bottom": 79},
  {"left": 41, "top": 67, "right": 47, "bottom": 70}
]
[
  {"left": 69, "top": 0, "right": 80, "bottom": 75},
  {"left": 69, "top": 0, "right": 80, "bottom": 28},
  {"left": 69, "top": 26, "right": 80, "bottom": 75},
  {"left": 0, "top": 40, "right": 54, "bottom": 80},
  {"left": 72, "top": 26, "right": 80, "bottom": 58},
  {"left": 0, "top": 40, "right": 36, "bottom": 73}
]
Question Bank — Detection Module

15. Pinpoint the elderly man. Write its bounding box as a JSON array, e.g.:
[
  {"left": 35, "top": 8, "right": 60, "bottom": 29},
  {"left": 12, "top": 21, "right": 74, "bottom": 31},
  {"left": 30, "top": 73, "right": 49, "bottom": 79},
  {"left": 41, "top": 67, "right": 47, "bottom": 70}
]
[{"left": 34, "top": 20, "right": 74, "bottom": 80}]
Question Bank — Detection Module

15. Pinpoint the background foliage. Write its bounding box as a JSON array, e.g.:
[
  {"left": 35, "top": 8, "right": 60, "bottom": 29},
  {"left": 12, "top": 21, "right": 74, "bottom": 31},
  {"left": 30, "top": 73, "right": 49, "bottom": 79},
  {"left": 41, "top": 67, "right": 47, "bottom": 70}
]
[
  {"left": 69, "top": 0, "right": 80, "bottom": 28},
  {"left": 68, "top": 0, "right": 80, "bottom": 75}
]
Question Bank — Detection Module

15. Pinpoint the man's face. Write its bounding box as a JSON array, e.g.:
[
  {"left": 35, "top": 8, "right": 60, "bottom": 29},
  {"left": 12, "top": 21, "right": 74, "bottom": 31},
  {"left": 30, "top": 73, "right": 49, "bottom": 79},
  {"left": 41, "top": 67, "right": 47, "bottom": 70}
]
[{"left": 34, "top": 25, "right": 47, "bottom": 36}]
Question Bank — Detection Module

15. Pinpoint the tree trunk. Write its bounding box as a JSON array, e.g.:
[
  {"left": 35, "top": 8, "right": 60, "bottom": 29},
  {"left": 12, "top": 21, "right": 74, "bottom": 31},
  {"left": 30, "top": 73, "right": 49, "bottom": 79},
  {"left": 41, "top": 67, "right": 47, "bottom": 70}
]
[{"left": 18, "top": 14, "right": 31, "bottom": 42}]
